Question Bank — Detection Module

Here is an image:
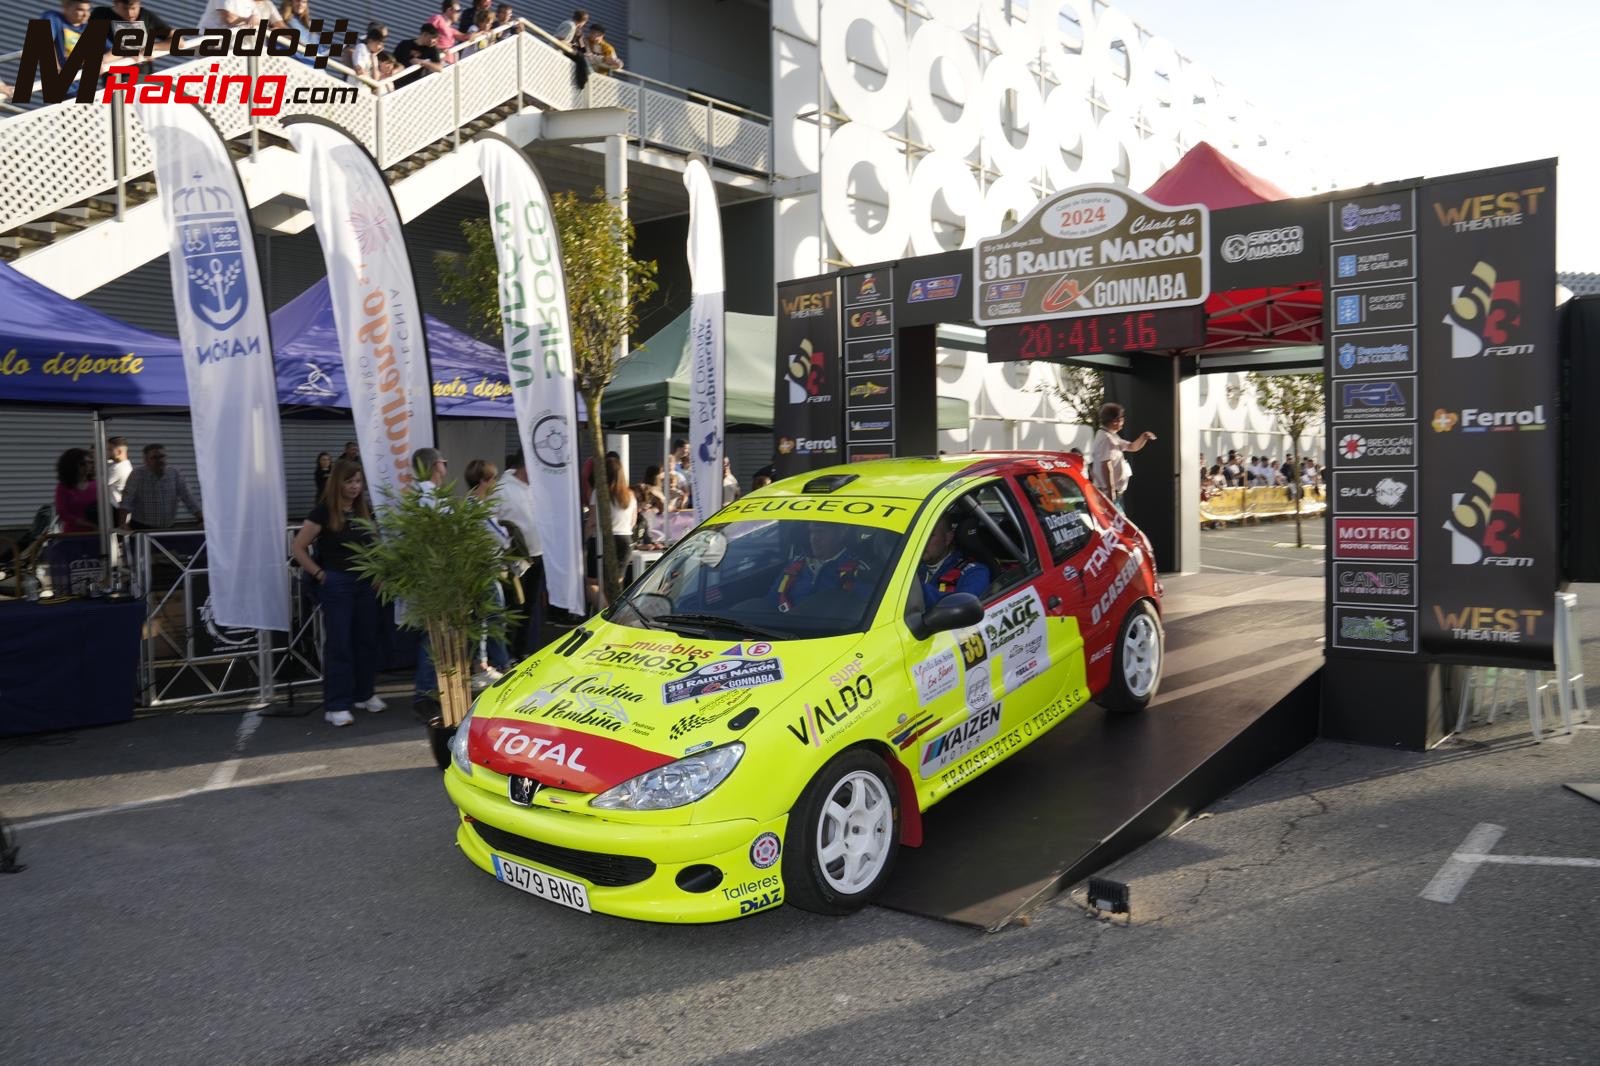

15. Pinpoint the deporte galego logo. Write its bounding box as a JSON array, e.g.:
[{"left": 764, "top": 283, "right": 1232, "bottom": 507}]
[{"left": 14, "top": 18, "right": 359, "bottom": 117}]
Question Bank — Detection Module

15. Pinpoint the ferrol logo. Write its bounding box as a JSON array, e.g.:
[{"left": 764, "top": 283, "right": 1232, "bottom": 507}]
[{"left": 974, "top": 184, "right": 1209, "bottom": 325}]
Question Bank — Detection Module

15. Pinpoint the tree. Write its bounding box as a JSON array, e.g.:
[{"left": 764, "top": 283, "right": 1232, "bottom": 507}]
[
  {"left": 1246, "top": 371, "right": 1325, "bottom": 548},
  {"left": 437, "top": 188, "right": 659, "bottom": 605},
  {"left": 1031, "top": 363, "right": 1105, "bottom": 436}
]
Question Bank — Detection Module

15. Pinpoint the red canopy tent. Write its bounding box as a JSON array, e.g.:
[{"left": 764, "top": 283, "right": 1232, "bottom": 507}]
[{"left": 1144, "top": 142, "right": 1323, "bottom": 353}]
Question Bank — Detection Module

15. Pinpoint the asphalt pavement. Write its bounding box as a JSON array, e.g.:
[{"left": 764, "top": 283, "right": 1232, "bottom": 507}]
[
  {"left": 2, "top": 591, "right": 1597, "bottom": 1065},
  {"left": 1201, "top": 517, "right": 1327, "bottom": 578}
]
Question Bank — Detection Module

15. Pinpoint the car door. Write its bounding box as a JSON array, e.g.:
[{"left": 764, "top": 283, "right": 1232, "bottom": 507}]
[
  {"left": 1022, "top": 461, "right": 1155, "bottom": 695},
  {"left": 1013, "top": 463, "right": 1101, "bottom": 701},
  {"left": 891, "top": 477, "right": 1051, "bottom": 803}
]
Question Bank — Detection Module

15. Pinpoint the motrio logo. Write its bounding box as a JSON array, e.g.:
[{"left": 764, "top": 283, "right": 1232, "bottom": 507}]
[{"left": 14, "top": 18, "right": 359, "bottom": 117}]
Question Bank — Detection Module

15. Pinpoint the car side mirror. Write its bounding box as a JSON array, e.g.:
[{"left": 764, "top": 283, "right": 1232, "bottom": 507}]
[{"left": 915, "top": 592, "right": 984, "bottom": 639}]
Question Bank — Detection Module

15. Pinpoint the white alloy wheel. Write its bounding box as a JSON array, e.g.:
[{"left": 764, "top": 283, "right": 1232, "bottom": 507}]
[
  {"left": 815, "top": 769, "right": 895, "bottom": 894},
  {"left": 1122, "top": 611, "right": 1161, "bottom": 698}
]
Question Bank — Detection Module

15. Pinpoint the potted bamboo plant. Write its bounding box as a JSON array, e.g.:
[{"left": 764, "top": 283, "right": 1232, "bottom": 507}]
[{"left": 350, "top": 482, "right": 518, "bottom": 767}]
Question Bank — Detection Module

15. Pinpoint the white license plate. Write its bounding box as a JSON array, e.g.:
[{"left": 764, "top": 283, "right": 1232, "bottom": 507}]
[{"left": 491, "top": 855, "right": 592, "bottom": 913}]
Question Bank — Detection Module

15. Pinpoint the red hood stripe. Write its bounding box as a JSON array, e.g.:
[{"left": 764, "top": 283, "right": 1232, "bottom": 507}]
[{"left": 470, "top": 717, "right": 676, "bottom": 793}]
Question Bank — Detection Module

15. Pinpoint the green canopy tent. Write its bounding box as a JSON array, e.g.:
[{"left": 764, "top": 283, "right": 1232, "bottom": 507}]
[{"left": 603, "top": 309, "right": 969, "bottom": 432}]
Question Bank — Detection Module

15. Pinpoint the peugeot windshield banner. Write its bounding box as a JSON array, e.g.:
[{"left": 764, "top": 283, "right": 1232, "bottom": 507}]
[
  {"left": 1418, "top": 162, "right": 1558, "bottom": 664},
  {"left": 774, "top": 277, "right": 843, "bottom": 478}
]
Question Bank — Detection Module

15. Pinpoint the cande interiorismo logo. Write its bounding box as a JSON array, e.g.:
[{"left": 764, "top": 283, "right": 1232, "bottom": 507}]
[{"left": 14, "top": 17, "right": 358, "bottom": 117}]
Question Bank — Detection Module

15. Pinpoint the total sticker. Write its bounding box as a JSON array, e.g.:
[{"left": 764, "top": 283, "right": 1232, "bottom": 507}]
[{"left": 750, "top": 831, "right": 782, "bottom": 869}]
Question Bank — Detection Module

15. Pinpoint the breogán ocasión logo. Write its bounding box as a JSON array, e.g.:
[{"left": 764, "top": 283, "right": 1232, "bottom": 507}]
[{"left": 13, "top": 18, "right": 359, "bottom": 117}]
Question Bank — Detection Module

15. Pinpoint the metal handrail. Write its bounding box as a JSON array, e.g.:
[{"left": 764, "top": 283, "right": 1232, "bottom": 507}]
[{"left": 0, "top": 21, "right": 773, "bottom": 242}]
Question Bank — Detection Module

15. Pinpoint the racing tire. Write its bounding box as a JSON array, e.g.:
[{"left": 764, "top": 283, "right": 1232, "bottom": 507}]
[
  {"left": 1101, "top": 599, "right": 1163, "bottom": 714},
  {"left": 783, "top": 749, "right": 901, "bottom": 916}
]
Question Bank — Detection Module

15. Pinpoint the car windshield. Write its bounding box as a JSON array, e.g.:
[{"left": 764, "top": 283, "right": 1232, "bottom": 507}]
[{"left": 607, "top": 518, "right": 905, "bottom": 640}]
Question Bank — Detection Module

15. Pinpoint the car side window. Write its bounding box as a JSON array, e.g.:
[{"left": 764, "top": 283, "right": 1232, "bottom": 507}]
[
  {"left": 952, "top": 481, "right": 1041, "bottom": 599},
  {"left": 1020, "top": 470, "right": 1096, "bottom": 563}
]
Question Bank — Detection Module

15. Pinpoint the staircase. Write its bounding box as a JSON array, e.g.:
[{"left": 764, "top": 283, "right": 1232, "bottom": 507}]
[{"left": 0, "top": 23, "right": 773, "bottom": 294}]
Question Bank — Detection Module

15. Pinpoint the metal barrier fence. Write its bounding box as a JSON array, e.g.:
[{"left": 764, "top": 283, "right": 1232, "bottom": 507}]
[
  {"left": 1199, "top": 485, "right": 1327, "bottom": 525},
  {"left": 119, "top": 527, "right": 321, "bottom": 709},
  {"left": 0, "top": 21, "right": 772, "bottom": 235}
]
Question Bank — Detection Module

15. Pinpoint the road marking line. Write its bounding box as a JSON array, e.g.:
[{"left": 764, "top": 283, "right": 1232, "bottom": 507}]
[
  {"left": 12, "top": 765, "right": 328, "bottom": 830},
  {"left": 1204, "top": 545, "right": 1324, "bottom": 563},
  {"left": 204, "top": 711, "right": 262, "bottom": 791},
  {"left": 1420, "top": 823, "right": 1505, "bottom": 903},
  {"left": 1461, "top": 855, "right": 1600, "bottom": 868}
]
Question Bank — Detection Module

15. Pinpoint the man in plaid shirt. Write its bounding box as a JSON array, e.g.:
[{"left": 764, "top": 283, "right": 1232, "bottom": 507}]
[{"left": 117, "top": 443, "right": 203, "bottom": 529}]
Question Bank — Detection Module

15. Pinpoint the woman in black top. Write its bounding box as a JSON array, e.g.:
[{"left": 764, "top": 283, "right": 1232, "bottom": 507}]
[{"left": 291, "top": 458, "right": 382, "bottom": 727}]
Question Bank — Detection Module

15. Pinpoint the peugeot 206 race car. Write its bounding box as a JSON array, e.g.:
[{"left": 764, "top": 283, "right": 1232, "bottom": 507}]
[{"left": 442, "top": 454, "right": 1162, "bottom": 922}]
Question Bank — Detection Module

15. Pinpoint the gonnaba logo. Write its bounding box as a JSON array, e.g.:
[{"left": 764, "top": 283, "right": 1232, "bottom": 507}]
[{"left": 13, "top": 16, "right": 358, "bottom": 116}]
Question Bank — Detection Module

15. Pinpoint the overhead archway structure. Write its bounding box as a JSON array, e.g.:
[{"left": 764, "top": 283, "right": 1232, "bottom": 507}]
[{"left": 772, "top": 145, "right": 1565, "bottom": 751}]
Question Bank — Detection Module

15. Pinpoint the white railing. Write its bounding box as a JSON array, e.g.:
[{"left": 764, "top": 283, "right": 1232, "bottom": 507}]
[{"left": 0, "top": 21, "right": 772, "bottom": 236}]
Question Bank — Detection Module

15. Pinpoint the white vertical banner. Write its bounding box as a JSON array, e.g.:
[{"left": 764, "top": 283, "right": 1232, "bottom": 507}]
[
  {"left": 283, "top": 117, "right": 435, "bottom": 508},
  {"left": 476, "top": 135, "right": 584, "bottom": 613},
  {"left": 684, "top": 159, "right": 726, "bottom": 524},
  {"left": 135, "top": 103, "right": 287, "bottom": 632}
]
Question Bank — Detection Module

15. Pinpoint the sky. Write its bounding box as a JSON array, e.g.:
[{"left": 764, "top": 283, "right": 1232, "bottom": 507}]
[{"left": 1111, "top": 0, "right": 1598, "bottom": 271}]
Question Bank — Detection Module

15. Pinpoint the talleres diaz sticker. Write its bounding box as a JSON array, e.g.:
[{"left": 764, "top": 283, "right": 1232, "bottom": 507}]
[
  {"left": 919, "top": 704, "right": 1003, "bottom": 778},
  {"left": 662, "top": 658, "right": 783, "bottom": 705}
]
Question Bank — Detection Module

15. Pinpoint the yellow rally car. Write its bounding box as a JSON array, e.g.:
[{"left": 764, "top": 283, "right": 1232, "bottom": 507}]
[{"left": 443, "top": 454, "right": 1163, "bottom": 922}]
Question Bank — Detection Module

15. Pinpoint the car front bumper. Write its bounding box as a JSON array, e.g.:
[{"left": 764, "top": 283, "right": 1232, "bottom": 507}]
[{"left": 444, "top": 764, "right": 789, "bottom": 923}]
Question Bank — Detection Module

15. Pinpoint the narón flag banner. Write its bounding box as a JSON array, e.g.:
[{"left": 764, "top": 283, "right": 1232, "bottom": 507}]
[
  {"left": 476, "top": 135, "right": 584, "bottom": 613},
  {"left": 136, "top": 103, "right": 287, "bottom": 631},
  {"left": 684, "top": 159, "right": 725, "bottom": 523},
  {"left": 284, "top": 117, "right": 435, "bottom": 508}
]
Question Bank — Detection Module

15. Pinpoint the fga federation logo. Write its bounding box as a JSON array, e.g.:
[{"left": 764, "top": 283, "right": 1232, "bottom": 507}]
[
  {"left": 1443, "top": 261, "right": 1528, "bottom": 358},
  {"left": 1444, "top": 470, "right": 1530, "bottom": 567}
]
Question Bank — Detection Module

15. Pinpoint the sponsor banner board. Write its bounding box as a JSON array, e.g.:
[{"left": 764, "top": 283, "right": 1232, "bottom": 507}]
[
  {"left": 1418, "top": 162, "right": 1558, "bottom": 663},
  {"left": 1333, "top": 376, "right": 1416, "bottom": 424},
  {"left": 1330, "top": 189, "right": 1417, "bottom": 240},
  {"left": 774, "top": 277, "right": 843, "bottom": 477},
  {"left": 843, "top": 303, "right": 894, "bottom": 340},
  {"left": 845, "top": 412, "right": 895, "bottom": 443},
  {"left": 1333, "top": 562, "right": 1418, "bottom": 608},
  {"left": 843, "top": 268, "right": 891, "bottom": 307},
  {"left": 1331, "top": 422, "right": 1418, "bottom": 469},
  {"left": 1210, "top": 196, "right": 1324, "bottom": 290},
  {"left": 1331, "top": 282, "right": 1417, "bottom": 333},
  {"left": 1332, "top": 606, "right": 1419, "bottom": 654},
  {"left": 1332, "top": 234, "right": 1417, "bottom": 286},
  {"left": 895, "top": 248, "right": 970, "bottom": 327},
  {"left": 1332, "top": 470, "right": 1418, "bottom": 515},
  {"left": 845, "top": 373, "right": 895, "bottom": 409},
  {"left": 1331, "top": 329, "right": 1418, "bottom": 378},
  {"left": 974, "top": 184, "right": 1209, "bottom": 325},
  {"left": 844, "top": 338, "right": 895, "bottom": 375},
  {"left": 1333, "top": 517, "right": 1417, "bottom": 561}
]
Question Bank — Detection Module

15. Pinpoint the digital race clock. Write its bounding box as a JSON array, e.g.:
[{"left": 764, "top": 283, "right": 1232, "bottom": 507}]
[{"left": 984, "top": 305, "right": 1208, "bottom": 361}]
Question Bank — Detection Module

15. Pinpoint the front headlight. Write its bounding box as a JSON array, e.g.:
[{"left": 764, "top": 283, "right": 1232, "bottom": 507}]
[
  {"left": 450, "top": 708, "right": 475, "bottom": 775},
  {"left": 590, "top": 743, "right": 745, "bottom": 811}
]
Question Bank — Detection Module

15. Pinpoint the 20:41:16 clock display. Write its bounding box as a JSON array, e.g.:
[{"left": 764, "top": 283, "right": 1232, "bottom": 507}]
[{"left": 985, "top": 305, "right": 1208, "bottom": 361}]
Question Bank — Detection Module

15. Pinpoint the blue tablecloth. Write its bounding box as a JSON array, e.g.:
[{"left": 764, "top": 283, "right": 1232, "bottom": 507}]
[{"left": 0, "top": 598, "right": 144, "bottom": 736}]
